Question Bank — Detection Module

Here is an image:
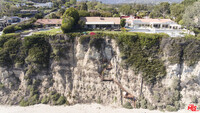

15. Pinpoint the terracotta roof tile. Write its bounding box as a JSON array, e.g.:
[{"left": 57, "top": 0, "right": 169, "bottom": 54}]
[{"left": 35, "top": 19, "right": 62, "bottom": 25}]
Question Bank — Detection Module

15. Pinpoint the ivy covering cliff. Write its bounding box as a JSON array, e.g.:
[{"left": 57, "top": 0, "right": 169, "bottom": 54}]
[
  {"left": 0, "top": 32, "right": 199, "bottom": 111},
  {"left": 0, "top": 32, "right": 199, "bottom": 84}
]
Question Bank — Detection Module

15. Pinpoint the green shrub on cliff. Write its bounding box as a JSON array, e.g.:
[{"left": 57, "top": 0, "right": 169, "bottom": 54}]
[
  {"left": 0, "top": 83, "right": 4, "bottom": 89},
  {"left": 41, "top": 96, "right": 50, "bottom": 104},
  {"left": 123, "top": 102, "right": 133, "bottom": 109},
  {"left": 140, "top": 98, "right": 148, "bottom": 109},
  {"left": 89, "top": 37, "right": 105, "bottom": 51},
  {"left": 0, "top": 34, "right": 22, "bottom": 67},
  {"left": 56, "top": 96, "right": 66, "bottom": 105},
  {"left": 115, "top": 33, "right": 166, "bottom": 84},
  {"left": 24, "top": 35, "right": 51, "bottom": 68},
  {"left": 19, "top": 99, "right": 29, "bottom": 106},
  {"left": 166, "top": 38, "right": 200, "bottom": 66},
  {"left": 79, "top": 35, "right": 90, "bottom": 44},
  {"left": 166, "top": 105, "right": 176, "bottom": 112}
]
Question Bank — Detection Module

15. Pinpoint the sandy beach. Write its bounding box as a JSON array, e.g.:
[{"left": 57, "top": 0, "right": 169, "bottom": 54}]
[{"left": 0, "top": 103, "right": 195, "bottom": 113}]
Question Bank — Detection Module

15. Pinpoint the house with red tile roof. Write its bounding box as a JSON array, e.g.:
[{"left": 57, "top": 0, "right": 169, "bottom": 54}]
[{"left": 34, "top": 19, "right": 62, "bottom": 27}]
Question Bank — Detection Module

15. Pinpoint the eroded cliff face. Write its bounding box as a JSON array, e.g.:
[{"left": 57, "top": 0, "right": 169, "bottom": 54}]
[{"left": 0, "top": 34, "right": 199, "bottom": 111}]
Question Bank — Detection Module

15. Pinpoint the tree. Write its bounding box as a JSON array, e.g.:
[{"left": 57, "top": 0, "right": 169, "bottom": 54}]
[
  {"left": 90, "top": 11, "right": 101, "bottom": 17},
  {"left": 86, "top": 1, "right": 98, "bottom": 10},
  {"left": 150, "top": 2, "right": 170, "bottom": 18},
  {"left": 120, "top": 19, "right": 126, "bottom": 28},
  {"left": 35, "top": 13, "right": 43, "bottom": 19},
  {"left": 49, "top": 13, "right": 59, "bottom": 19},
  {"left": 119, "top": 5, "right": 132, "bottom": 15},
  {"left": 94, "top": 2, "right": 105, "bottom": 10},
  {"left": 57, "top": 9, "right": 65, "bottom": 17},
  {"left": 137, "top": 11, "right": 148, "bottom": 18},
  {"left": 65, "top": 2, "right": 71, "bottom": 8},
  {"left": 159, "top": 2, "right": 170, "bottom": 17},
  {"left": 78, "top": 20, "right": 85, "bottom": 29},
  {"left": 80, "top": 2, "right": 88, "bottom": 11},
  {"left": 183, "top": 2, "right": 200, "bottom": 28},
  {"left": 70, "top": 0, "right": 76, "bottom": 5},
  {"left": 100, "top": 11, "right": 112, "bottom": 17},
  {"left": 3, "top": 25, "right": 15, "bottom": 34},
  {"left": 78, "top": 10, "right": 90, "bottom": 17},
  {"left": 61, "top": 16, "right": 75, "bottom": 33},
  {"left": 113, "top": 14, "right": 120, "bottom": 17},
  {"left": 181, "top": 0, "right": 198, "bottom": 6},
  {"left": 0, "top": 0, "right": 3, "bottom": 17},
  {"left": 63, "top": 7, "right": 79, "bottom": 24},
  {"left": 170, "top": 3, "right": 185, "bottom": 23}
]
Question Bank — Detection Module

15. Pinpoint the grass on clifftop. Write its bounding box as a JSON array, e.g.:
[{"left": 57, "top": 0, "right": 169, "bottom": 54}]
[{"left": 33, "top": 28, "right": 62, "bottom": 36}]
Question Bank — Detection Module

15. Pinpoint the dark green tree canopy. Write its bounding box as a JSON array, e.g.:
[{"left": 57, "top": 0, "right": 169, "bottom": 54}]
[
  {"left": 119, "top": 5, "right": 133, "bottom": 15},
  {"left": 170, "top": 3, "right": 185, "bottom": 23},
  {"left": 181, "top": 0, "right": 198, "bottom": 6},
  {"left": 80, "top": 2, "right": 88, "bottom": 11},
  {"left": 183, "top": 1, "right": 200, "bottom": 28},
  {"left": 61, "top": 16, "right": 75, "bottom": 33},
  {"left": 78, "top": 10, "right": 90, "bottom": 17},
  {"left": 70, "top": 0, "right": 76, "bottom": 5},
  {"left": 150, "top": 2, "right": 170, "bottom": 18},
  {"left": 63, "top": 7, "right": 80, "bottom": 24},
  {"left": 120, "top": 19, "right": 126, "bottom": 28}
]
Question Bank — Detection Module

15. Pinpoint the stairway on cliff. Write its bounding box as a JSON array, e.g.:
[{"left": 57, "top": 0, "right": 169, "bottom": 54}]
[{"left": 99, "top": 60, "right": 137, "bottom": 107}]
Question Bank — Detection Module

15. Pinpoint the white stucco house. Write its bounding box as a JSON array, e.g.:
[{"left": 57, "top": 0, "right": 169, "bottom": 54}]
[
  {"left": 33, "top": 2, "right": 53, "bottom": 8},
  {"left": 124, "top": 17, "right": 191, "bottom": 37},
  {"left": 129, "top": 19, "right": 181, "bottom": 30}
]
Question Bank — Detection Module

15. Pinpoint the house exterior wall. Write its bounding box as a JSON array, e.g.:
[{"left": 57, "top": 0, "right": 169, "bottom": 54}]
[
  {"left": 7, "top": 17, "right": 21, "bottom": 23},
  {"left": 20, "top": 10, "right": 39, "bottom": 14},
  {"left": 85, "top": 24, "right": 120, "bottom": 29},
  {"left": 0, "top": 20, "right": 11, "bottom": 31},
  {"left": 132, "top": 23, "right": 181, "bottom": 30}
]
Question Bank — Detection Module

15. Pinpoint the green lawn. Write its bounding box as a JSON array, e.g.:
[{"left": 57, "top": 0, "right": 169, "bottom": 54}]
[{"left": 33, "top": 28, "right": 62, "bottom": 36}]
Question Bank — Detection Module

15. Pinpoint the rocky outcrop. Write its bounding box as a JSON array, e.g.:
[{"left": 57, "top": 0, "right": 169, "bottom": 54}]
[{"left": 0, "top": 34, "right": 199, "bottom": 111}]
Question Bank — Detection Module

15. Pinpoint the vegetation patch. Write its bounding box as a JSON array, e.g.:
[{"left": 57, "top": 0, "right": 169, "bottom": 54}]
[
  {"left": 56, "top": 96, "right": 67, "bottom": 105},
  {"left": 165, "top": 38, "right": 200, "bottom": 66},
  {"left": 89, "top": 37, "right": 105, "bottom": 51},
  {"left": 114, "top": 33, "right": 167, "bottom": 84},
  {"left": 166, "top": 105, "right": 177, "bottom": 112},
  {"left": 0, "top": 82, "right": 5, "bottom": 89},
  {"left": 123, "top": 102, "right": 133, "bottom": 109},
  {"left": 41, "top": 96, "right": 50, "bottom": 104},
  {"left": 79, "top": 35, "right": 91, "bottom": 44},
  {"left": 3, "top": 19, "right": 36, "bottom": 34},
  {"left": 24, "top": 35, "right": 51, "bottom": 68}
]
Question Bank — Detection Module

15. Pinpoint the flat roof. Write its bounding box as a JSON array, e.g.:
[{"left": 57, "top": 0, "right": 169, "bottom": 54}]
[
  {"left": 81, "top": 17, "right": 120, "bottom": 25},
  {"left": 86, "top": 22, "right": 115, "bottom": 25},
  {"left": 133, "top": 19, "right": 175, "bottom": 24}
]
